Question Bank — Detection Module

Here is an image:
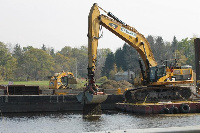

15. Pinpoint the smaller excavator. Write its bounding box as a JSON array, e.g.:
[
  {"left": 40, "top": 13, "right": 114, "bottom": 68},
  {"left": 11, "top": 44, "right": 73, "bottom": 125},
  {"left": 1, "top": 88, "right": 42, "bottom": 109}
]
[{"left": 49, "top": 71, "right": 77, "bottom": 89}]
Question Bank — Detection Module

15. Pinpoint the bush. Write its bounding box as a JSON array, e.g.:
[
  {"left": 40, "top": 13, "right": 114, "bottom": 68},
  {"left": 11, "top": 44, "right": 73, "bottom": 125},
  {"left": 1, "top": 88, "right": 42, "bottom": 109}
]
[{"left": 96, "top": 76, "right": 108, "bottom": 83}]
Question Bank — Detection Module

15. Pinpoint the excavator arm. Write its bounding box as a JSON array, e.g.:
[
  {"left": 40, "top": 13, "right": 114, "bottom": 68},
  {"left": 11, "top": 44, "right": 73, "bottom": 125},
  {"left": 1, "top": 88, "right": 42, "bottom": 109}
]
[{"left": 88, "top": 3, "right": 157, "bottom": 88}]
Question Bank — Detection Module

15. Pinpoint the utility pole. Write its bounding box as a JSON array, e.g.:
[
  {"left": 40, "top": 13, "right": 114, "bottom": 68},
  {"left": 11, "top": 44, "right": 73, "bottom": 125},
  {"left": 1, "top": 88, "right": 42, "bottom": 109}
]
[{"left": 76, "top": 59, "right": 77, "bottom": 79}]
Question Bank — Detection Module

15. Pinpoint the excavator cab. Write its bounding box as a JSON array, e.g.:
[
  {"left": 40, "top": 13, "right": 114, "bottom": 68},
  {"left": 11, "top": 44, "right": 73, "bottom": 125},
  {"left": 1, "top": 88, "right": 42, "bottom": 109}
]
[
  {"left": 149, "top": 65, "right": 166, "bottom": 83},
  {"left": 61, "top": 76, "right": 68, "bottom": 86},
  {"left": 157, "top": 65, "right": 166, "bottom": 79},
  {"left": 149, "top": 67, "right": 157, "bottom": 82}
]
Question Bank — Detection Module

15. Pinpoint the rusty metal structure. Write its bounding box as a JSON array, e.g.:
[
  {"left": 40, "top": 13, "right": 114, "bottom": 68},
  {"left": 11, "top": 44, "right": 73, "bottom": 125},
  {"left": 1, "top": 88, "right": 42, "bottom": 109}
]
[
  {"left": 0, "top": 85, "right": 40, "bottom": 95},
  {"left": 195, "top": 38, "right": 200, "bottom": 91}
]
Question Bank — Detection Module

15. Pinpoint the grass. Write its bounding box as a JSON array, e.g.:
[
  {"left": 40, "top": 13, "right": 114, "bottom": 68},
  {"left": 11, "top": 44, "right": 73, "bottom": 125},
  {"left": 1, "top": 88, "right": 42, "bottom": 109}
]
[
  {"left": 0, "top": 81, "right": 49, "bottom": 89},
  {"left": 0, "top": 79, "right": 103, "bottom": 89},
  {"left": 0, "top": 81, "right": 48, "bottom": 85}
]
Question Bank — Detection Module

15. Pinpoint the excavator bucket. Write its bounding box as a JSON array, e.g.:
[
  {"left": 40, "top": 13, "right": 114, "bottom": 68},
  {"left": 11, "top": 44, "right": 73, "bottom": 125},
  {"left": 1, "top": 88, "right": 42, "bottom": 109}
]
[
  {"left": 68, "top": 78, "right": 77, "bottom": 84},
  {"left": 77, "top": 92, "right": 107, "bottom": 104}
]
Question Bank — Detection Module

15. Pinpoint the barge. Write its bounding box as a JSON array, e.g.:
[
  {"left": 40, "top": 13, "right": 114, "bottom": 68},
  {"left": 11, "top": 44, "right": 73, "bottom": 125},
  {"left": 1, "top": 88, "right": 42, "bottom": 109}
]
[
  {"left": 0, "top": 85, "right": 124, "bottom": 113},
  {"left": 1, "top": 84, "right": 200, "bottom": 114},
  {"left": 0, "top": 95, "right": 124, "bottom": 113},
  {"left": 116, "top": 100, "right": 200, "bottom": 114}
]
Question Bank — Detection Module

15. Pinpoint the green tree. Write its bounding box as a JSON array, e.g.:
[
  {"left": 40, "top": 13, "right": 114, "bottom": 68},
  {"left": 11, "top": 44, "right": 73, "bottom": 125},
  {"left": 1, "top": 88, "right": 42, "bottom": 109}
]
[
  {"left": 13, "top": 44, "right": 26, "bottom": 80},
  {"left": 58, "top": 46, "right": 88, "bottom": 78},
  {"left": 41, "top": 44, "right": 46, "bottom": 51},
  {"left": 115, "top": 47, "right": 123, "bottom": 70},
  {"left": 13, "top": 44, "right": 23, "bottom": 59},
  {"left": 177, "top": 37, "right": 195, "bottom": 67},
  {"left": 50, "top": 48, "right": 55, "bottom": 56},
  {"left": 123, "top": 43, "right": 139, "bottom": 71},
  {"left": 171, "top": 36, "right": 178, "bottom": 59},
  {"left": 71, "top": 46, "right": 88, "bottom": 78},
  {"left": 53, "top": 53, "right": 71, "bottom": 72},
  {"left": 102, "top": 52, "right": 115, "bottom": 78},
  {"left": 96, "top": 48, "right": 112, "bottom": 79},
  {"left": 4, "top": 57, "right": 17, "bottom": 80},
  {"left": 146, "top": 35, "right": 155, "bottom": 46},
  {"left": 165, "top": 41, "right": 173, "bottom": 61},
  {"left": 154, "top": 36, "right": 166, "bottom": 62},
  {"left": 146, "top": 35, "right": 155, "bottom": 58},
  {"left": 59, "top": 46, "right": 72, "bottom": 57},
  {"left": 0, "top": 42, "right": 17, "bottom": 80},
  {"left": 23, "top": 47, "right": 54, "bottom": 80},
  {"left": 115, "top": 43, "right": 139, "bottom": 71},
  {"left": 109, "top": 63, "right": 117, "bottom": 80}
]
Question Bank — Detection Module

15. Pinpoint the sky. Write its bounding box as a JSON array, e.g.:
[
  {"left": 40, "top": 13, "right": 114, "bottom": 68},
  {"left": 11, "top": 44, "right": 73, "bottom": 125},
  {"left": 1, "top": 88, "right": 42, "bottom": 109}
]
[{"left": 0, "top": 0, "right": 200, "bottom": 52}]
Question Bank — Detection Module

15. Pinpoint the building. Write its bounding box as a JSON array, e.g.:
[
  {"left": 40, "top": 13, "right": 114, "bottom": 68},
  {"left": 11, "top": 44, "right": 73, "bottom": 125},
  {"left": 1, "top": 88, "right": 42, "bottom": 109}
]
[{"left": 115, "top": 71, "right": 135, "bottom": 82}]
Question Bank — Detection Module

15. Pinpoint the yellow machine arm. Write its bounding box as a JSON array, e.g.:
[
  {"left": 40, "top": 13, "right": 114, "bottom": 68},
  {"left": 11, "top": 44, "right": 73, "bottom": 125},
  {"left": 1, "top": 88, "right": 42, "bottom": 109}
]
[{"left": 88, "top": 3, "right": 157, "bottom": 88}]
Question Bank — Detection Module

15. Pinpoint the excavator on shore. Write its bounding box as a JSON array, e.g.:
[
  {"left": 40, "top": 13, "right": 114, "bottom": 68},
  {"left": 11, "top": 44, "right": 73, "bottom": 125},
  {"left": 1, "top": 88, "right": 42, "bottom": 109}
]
[
  {"left": 49, "top": 71, "right": 77, "bottom": 89},
  {"left": 77, "top": 3, "right": 194, "bottom": 104}
]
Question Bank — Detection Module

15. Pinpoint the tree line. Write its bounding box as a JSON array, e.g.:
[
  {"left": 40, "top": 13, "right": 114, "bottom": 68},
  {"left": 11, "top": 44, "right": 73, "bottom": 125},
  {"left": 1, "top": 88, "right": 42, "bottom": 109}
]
[
  {"left": 0, "top": 42, "right": 110, "bottom": 81},
  {"left": 0, "top": 35, "right": 196, "bottom": 81}
]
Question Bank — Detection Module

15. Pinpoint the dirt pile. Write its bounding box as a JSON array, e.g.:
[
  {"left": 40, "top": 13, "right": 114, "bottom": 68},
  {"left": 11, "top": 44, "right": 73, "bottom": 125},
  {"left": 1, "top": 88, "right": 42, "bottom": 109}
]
[{"left": 100, "top": 80, "right": 132, "bottom": 89}]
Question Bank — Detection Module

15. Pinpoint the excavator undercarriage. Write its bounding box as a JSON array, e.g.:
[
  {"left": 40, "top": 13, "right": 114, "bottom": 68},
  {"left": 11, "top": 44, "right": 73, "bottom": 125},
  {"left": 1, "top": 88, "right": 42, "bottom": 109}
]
[{"left": 124, "top": 86, "right": 192, "bottom": 103}]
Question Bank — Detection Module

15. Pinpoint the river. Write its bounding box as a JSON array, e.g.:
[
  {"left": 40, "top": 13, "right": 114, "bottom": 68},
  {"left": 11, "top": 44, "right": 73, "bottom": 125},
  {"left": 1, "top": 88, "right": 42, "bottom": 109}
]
[{"left": 0, "top": 111, "right": 200, "bottom": 133}]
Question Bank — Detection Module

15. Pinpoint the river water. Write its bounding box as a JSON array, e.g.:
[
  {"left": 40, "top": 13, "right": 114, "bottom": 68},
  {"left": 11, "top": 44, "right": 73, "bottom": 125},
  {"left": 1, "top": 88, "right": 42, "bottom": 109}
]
[{"left": 0, "top": 111, "right": 200, "bottom": 133}]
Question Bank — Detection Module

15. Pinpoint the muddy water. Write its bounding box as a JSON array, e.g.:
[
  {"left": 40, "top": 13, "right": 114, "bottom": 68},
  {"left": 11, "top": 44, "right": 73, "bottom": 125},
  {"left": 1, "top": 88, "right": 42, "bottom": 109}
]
[{"left": 0, "top": 111, "right": 200, "bottom": 133}]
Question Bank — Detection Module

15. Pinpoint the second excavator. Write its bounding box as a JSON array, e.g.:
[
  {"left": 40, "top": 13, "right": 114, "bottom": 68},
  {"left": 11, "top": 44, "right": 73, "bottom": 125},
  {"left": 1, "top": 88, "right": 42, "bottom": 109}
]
[
  {"left": 49, "top": 71, "right": 77, "bottom": 90},
  {"left": 78, "top": 3, "right": 194, "bottom": 105}
]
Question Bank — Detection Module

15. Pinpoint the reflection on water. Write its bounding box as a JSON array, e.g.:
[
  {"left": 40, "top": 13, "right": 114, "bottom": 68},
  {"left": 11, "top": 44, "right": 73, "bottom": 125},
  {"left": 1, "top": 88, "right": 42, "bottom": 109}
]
[{"left": 0, "top": 111, "right": 200, "bottom": 133}]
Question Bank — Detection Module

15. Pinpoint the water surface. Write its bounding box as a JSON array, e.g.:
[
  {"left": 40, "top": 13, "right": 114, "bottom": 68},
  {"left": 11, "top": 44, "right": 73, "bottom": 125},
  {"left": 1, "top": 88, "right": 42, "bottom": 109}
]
[{"left": 0, "top": 111, "right": 200, "bottom": 133}]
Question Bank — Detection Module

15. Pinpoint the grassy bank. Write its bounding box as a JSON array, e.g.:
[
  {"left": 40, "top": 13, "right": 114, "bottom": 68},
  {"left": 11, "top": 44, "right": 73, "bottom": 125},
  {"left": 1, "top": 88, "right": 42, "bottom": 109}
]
[
  {"left": 0, "top": 81, "right": 48, "bottom": 86},
  {"left": 0, "top": 79, "right": 89, "bottom": 89},
  {"left": 0, "top": 78, "right": 105, "bottom": 90},
  {"left": 0, "top": 81, "right": 49, "bottom": 89}
]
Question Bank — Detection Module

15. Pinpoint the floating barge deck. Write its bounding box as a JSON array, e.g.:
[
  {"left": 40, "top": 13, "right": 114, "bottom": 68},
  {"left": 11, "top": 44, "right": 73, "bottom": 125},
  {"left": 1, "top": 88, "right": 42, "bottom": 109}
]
[
  {"left": 0, "top": 94, "right": 124, "bottom": 113},
  {"left": 0, "top": 85, "right": 125, "bottom": 113}
]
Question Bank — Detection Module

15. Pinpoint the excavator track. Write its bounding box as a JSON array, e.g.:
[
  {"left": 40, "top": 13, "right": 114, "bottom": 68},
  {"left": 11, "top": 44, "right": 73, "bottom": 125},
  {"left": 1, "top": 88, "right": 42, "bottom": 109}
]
[{"left": 124, "top": 86, "right": 192, "bottom": 103}]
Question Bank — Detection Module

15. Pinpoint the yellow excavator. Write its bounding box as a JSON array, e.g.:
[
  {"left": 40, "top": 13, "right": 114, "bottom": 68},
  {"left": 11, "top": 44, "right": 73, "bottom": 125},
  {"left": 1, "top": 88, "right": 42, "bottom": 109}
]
[
  {"left": 78, "top": 3, "right": 194, "bottom": 104},
  {"left": 49, "top": 71, "right": 77, "bottom": 89}
]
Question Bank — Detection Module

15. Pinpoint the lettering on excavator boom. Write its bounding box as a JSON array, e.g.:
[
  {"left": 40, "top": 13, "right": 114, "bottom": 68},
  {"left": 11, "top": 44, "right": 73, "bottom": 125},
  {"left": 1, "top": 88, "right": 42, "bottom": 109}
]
[{"left": 120, "top": 27, "right": 136, "bottom": 38}]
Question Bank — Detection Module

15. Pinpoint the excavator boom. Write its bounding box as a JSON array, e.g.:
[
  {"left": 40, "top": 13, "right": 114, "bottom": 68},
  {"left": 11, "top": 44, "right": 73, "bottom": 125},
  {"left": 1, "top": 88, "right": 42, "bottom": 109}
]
[{"left": 88, "top": 3, "right": 157, "bottom": 85}]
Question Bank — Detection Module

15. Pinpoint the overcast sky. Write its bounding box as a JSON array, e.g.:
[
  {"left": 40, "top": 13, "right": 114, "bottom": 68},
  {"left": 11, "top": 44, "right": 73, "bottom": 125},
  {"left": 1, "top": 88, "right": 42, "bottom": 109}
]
[{"left": 0, "top": 0, "right": 200, "bottom": 52}]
